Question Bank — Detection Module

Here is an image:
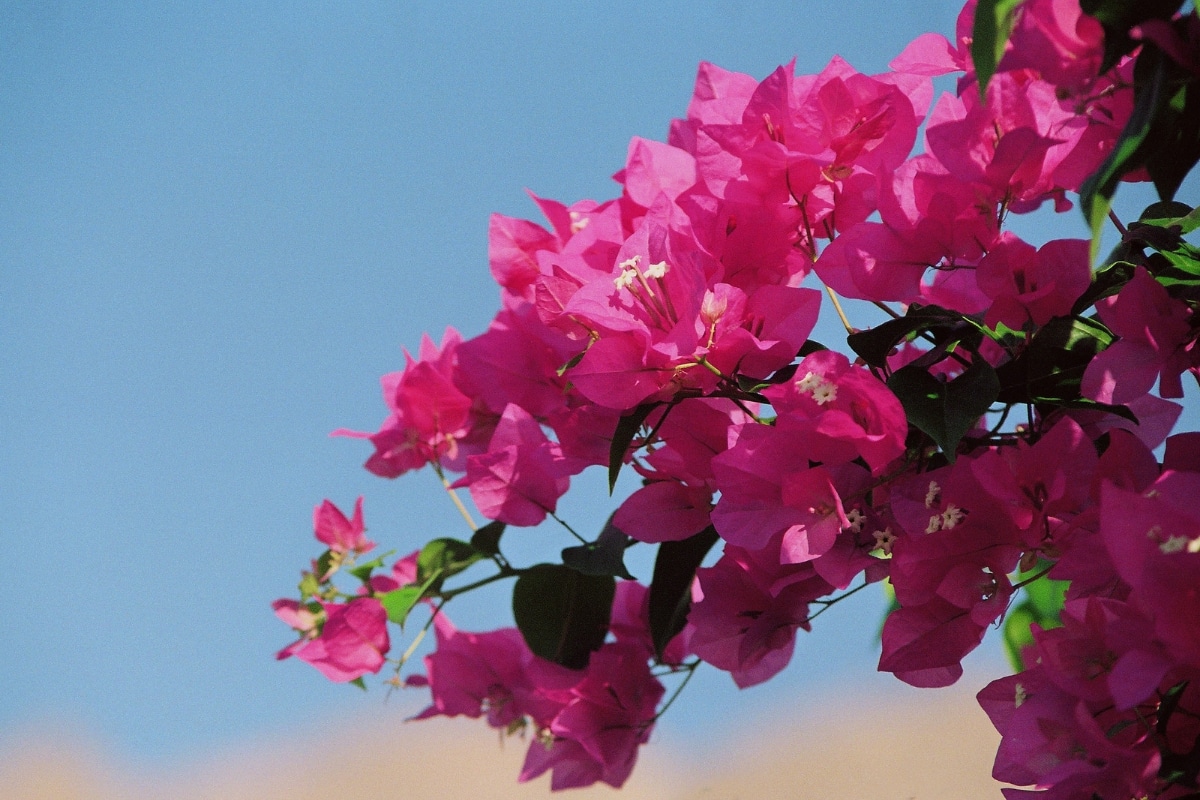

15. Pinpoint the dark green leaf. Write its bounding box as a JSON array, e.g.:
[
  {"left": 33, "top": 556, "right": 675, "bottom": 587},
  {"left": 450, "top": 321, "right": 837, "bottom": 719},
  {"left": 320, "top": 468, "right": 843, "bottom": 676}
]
[
  {"left": 561, "top": 515, "right": 635, "bottom": 580},
  {"left": 314, "top": 549, "right": 337, "bottom": 581},
  {"left": 512, "top": 564, "right": 615, "bottom": 669},
  {"left": 349, "top": 677, "right": 367, "bottom": 691},
  {"left": 469, "top": 520, "right": 507, "bottom": 558},
  {"left": 1081, "top": 44, "right": 1171, "bottom": 258},
  {"left": 737, "top": 362, "right": 800, "bottom": 393},
  {"left": 1158, "top": 680, "right": 1190, "bottom": 736},
  {"left": 1139, "top": 200, "right": 1194, "bottom": 228},
  {"left": 1146, "top": 80, "right": 1200, "bottom": 205},
  {"left": 648, "top": 525, "right": 720, "bottom": 660},
  {"left": 1071, "top": 253, "right": 1137, "bottom": 315},
  {"left": 557, "top": 349, "right": 588, "bottom": 377},
  {"left": 846, "top": 304, "right": 964, "bottom": 369},
  {"left": 797, "top": 339, "right": 828, "bottom": 357},
  {"left": 417, "top": 538, "right": 483, "bottom": 590},
  {"left": 887, "top": 358, "right": 999, "bottom": 460},
  {"left": 1080, "top": 0, "right": 1184, "bottom": 72},
  {"left": 1040, "top": 396, "right": 1137, "bottom": 423},
  {"left": 971, "top": 0, "right": 1027, "bottom": 94},
  {"left": 608, "top": 403, "right": 657, "bottom": 493},
  {"left": 995, "top": 315, "right": 1113, "bottom": 405}
]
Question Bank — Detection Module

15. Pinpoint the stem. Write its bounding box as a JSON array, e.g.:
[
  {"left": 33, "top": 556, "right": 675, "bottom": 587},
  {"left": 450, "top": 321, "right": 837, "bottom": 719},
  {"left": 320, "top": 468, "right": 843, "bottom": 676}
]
[
  {"left": 433, "top": 463, "right": 478, "bottom": 532},
  {"left": 650, "top": 660, "right": 700, "bottom": 724},
  {"left": 549, "top": 511, "right": 588, "bottom": 544},
  {"left": 872, "top": 300, "right": 901, "bottom": 320},
  {"left": 823, "top": 285, "right": 853, "bottom": 334},
  {"left": 808, "top": 581, "right": 870, "bottom": 622},
  {"left": 1013, "top": 563, "right": 1054, "bottom": 590},
  {"left": 396, "top": 600, "right": 443, "bottom": 669},
  {"left": 1108, "top": 208, "right": 1129, "bottom": 238},
  {"left": 437, "top": 567, "right": 520, "bottom": 601}
]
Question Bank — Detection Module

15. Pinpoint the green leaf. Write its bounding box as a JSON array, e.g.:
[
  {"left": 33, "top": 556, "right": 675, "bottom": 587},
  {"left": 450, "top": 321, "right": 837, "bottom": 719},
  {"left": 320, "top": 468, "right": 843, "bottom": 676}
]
[
  {"left": 1023, "top": 570, "right": 1068, "bottom": 622},
  {"left": 846, "top": 304, "right": 965, "bottom": 369},
  {"left": 379, "top": 585, "right": 424, "bottom": 627},
  {"left": 314, "top": 549, "right": 337, "bottom": 581},
  {"left": 887, "top": 358, "right": 999, "bottom": 460},
  {"left": 1139, "top": 200, "right": 1194, "bottom": 229},
  {"left": 1146, "top": 80, "right": 1200, "bottom": 205},
  {"left": 1004, "top": 564, "right": 1068, "bottom": 671},
  {"left": 971, "top": 0, "right": 1027, "bottom": 94},
  {"left": 1080, "top": 0, "right": 1184, "bottom": 72},
  {"left": 1002, "top": 604, "right": 1037, "bottom": 671},
  {"left": 417, "top": 538, "right": 483, "bottom": 590},
  {"left": 348, "top": 554, "right": 388, "bottom": 583},
  {"left": 557, "top": 348, "right": 588, "bottom": 377},
  {"left": 995, "top": 315, "right": 1113, "bottom": 406},
  {"left": 797, "top": 339, "right": 828, "bottom": 357},
  {"left": 298, "top": 572, "right": 320, "bottom": 600},
  {"left": 608, "top": 403, "right": 657, "bottom": 493},
  {"left": 1071, "top": 253, "right": 1137, "bottom": 315},
  {"left": 647, "top": 525, "right": 720, "bottom": 660},
  {"left": 512, "top": 564, "right": 615, "bottom": 670},
  {"left": 349, "top": 677, "right": 367, "bottom": 691},
  {"left": 1040, "top": 396, "right": 1137, "bottom": 423},
  {"left": 561, "top": 515, "right": 635, "bottom": 580},
  {"left": 1080, "top": 44, "right": 1171, "bottom": 260},
  {"left": 469, "top": 520, "right": 507, "bottom": 558}
]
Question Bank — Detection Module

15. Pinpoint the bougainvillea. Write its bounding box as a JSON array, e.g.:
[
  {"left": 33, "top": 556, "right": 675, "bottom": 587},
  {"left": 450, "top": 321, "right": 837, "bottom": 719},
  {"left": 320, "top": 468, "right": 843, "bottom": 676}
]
[{"left": 274, "top": 0, "right": 1200, "bottom": 795}]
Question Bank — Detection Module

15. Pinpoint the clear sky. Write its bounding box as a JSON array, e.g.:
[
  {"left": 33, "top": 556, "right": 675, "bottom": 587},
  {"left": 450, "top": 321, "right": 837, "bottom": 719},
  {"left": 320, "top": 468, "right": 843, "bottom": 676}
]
[{"left": 0, "top": 0, "right": 1143, "bottom": 773}]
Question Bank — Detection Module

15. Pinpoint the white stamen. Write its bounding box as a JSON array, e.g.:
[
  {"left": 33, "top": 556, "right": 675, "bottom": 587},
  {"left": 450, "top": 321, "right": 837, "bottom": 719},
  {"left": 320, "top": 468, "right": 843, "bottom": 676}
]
[
  {"left": 796, "top": 371, "right": 823, "bottom": 392},
  {"left": 925, "top": 481, "right": 941, "bottom": 509},
  {"left": 645, "top": 260, "right": 669, "bottom": 279},
  {"left": 872, "top": 527, "right": 895, "bottom": 555},
  {"left": 1160, "top": 535, "right": 1188, "bottom": 554},
  {"left": 941, "top": 504, "right": 966, "bottom": 530},
  {"left": 812, "top": 383, "right": 837, "bottom": 406}
]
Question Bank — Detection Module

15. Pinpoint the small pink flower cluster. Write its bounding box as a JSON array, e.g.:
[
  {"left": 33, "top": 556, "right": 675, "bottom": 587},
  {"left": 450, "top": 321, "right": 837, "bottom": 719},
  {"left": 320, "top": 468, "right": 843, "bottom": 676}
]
[
  {"left": 275, "top": 0, "right": 1200, "bottom": 795},
  {"left": 981, "top": 456, "right": 1200, "bottom": 799},
  {"left": 408, "top": 582, "right": 680, "bottom": 790}
]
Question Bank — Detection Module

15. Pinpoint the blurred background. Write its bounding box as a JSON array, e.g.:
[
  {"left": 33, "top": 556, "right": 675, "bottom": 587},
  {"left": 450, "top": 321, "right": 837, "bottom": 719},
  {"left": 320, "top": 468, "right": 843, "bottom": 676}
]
[{"left": 0, "top": 1, "right": 1104, "bottom": 796}]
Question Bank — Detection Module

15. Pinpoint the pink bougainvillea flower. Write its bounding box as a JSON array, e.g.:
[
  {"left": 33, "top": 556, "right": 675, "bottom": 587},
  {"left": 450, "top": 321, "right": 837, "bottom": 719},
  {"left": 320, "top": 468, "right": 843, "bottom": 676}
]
[
  {"left": 458, "top": 403, "right": 575, "bottom": 527},
  {"left": 1101, "top": 474, "right": 1200, "bottom": 666},
  {"left": 337, "top": 328, "right": 484, "bottom": 479},
  {"left": 277, "top": 598, "right": 390, "bottom": 683},
  {"left": 312, "top": 496, "right": 373, "bottom": 554},
  {"left": 689, "top": 533, "right": 835, "bottom": 687},
  {"left": 969, "top": 417, "right": 1097, "bottom": 549},
  {"left": 412, "top": 614, "right": 572, "bottom": 730},
  {"left": 975, "top": 233, "right": 1091, "bottom": 330},
  {"left": 455, "top": 304, "right": 575, "bottom": 421},
  {"left": 614, "top": 480, "right": 714, "bottom": 543},
  {"left": 1083, "top": 266, "right": 1197, "bottom": 405},
  {"left": 763, "top": 349, "right": 908, "bottom": 474},
  {"left": 998, "top": 0, "right": 1105, "bottom": 92}
]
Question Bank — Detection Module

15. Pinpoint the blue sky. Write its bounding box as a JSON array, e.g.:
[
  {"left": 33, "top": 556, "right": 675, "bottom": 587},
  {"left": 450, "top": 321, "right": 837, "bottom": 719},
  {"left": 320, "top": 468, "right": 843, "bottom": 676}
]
[{"left": 0, "top": 0, "right": 1126, "bottom": 770}]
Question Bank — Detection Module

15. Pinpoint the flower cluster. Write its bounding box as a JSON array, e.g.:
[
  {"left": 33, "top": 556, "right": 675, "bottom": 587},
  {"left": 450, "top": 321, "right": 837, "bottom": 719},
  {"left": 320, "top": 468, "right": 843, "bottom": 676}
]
[{"left": 274, "top": 0, "right": 1200, "bottom": 796}]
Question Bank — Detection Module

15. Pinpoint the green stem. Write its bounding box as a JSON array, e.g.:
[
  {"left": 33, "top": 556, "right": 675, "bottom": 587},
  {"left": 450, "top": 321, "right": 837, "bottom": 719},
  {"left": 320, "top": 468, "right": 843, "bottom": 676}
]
[
  {"left": 809, "top": 581, "right": 870, "bottom": 622},
  {"left": 650, "top": 660, "right": 701, "bottom": 724},
  {"left": 437, "top": 567, "right": 521, "bottom": 601}
]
